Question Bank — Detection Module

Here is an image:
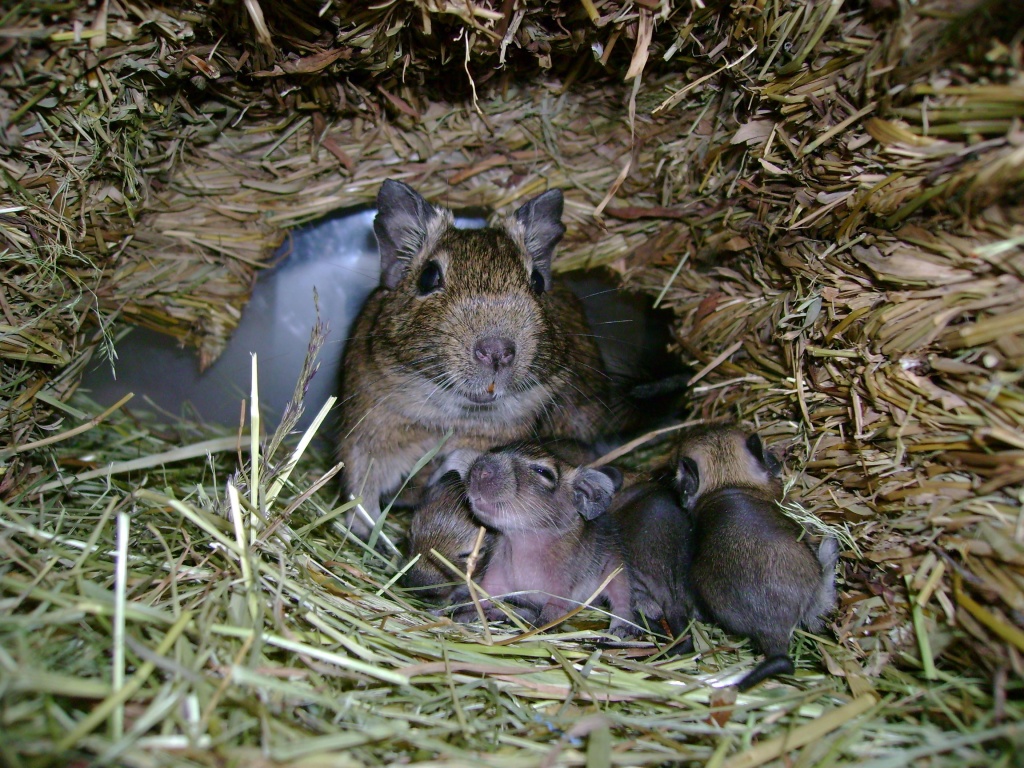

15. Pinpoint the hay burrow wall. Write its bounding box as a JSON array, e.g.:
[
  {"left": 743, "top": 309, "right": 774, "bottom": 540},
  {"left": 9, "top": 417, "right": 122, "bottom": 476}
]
[{"left": 1, "top": 0, "right": 1023, "bottom": 763}]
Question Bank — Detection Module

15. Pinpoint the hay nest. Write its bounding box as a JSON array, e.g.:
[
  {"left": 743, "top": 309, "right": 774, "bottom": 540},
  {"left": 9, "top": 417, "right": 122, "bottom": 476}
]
[{"left": 1, "top": 0, "right": 1022, "bottom": 764}]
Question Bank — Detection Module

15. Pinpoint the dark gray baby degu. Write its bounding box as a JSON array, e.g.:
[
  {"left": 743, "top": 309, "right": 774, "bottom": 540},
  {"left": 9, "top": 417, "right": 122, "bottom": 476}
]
[
  {"left": 609, "top": 474, "right": 696, "bottom": 653},
  {"left": 674, "top": 425, "right": 838, "bottom": 690},
  {"left": 337, "top": 181, "right": 626, "bottom": 536}
]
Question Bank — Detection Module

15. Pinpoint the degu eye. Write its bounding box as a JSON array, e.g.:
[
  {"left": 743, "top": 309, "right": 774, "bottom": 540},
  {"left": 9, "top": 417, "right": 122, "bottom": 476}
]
[
  {"left": 530, "top": 268, "right": 545, "bottom": 295},
  {"left": 417, "top": 260, "right": 444, "bottom": 295},
  {"left": 530, "top": 464, "right": 556, "bottom": 483}
]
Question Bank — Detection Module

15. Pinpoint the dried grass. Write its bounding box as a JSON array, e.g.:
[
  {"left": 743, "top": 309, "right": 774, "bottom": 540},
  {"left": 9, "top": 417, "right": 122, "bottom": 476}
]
[
  {"left": 2, "top": 0, "right": 1024, "bottom": 764},
  {"left": 3, "top": 345, "right": 1019, "bottom": 765}
]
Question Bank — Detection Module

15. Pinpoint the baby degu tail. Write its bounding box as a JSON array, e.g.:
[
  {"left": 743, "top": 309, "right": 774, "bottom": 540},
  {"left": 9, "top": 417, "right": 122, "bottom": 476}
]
[
  {"left": 738, "top": 537, "right": 840, "bottom": 690},
  {"left": 737, "top": 655, "right": 795, "bottom": 692}
]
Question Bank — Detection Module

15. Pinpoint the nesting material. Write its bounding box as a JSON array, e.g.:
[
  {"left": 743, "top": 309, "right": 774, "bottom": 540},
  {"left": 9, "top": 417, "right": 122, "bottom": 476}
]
[{"left": 1, "top": 0, "right": 1023, "bottom": 764}]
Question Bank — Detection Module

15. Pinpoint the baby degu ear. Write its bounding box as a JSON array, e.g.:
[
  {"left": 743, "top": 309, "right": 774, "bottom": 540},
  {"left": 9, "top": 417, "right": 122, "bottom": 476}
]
[
  {"left": 434, "top": 470, "right": 463, "bottom": 490},
  {"left": 595, "top": 465, "right": 624, "bottom": 492},
  {"left": 745, "top": 433, "right": 782, "bottom": 477},
  {"left": 512, "top": 189, "right": 565, "bottom": 292},
  {"left": 429, "top": 447, "right": 482, "bottom": 484},
  {"left": 676, "top": 456, "right": 700, "bottom": 502},
  {"left": 572, "top": 467, "right": 617, "bottom": 521},
  {"left": 374, "top": 180, "right": 446, "bottom": 290}
]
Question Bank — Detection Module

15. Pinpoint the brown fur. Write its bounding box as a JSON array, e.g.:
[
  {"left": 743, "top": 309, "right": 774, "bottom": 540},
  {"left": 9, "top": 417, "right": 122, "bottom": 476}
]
[
  {"left": 675, "top": 424, "right": 784, "bottom": 499},
  {"left": 403, "top": 470, "right": 486, "bottom": 602},
  {"left": 674, "top": 424, "right": 838, "bottom": 690},
  {"left": 337, "top": 181, "right": 618, "bottom": 535},
  {"left": 452, "top": 442, "right": 636, "bottom": 635}
]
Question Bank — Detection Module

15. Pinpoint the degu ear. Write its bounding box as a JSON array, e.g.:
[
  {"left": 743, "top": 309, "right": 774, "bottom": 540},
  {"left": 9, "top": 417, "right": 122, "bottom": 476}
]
[
  {"left": 745, "top": 433, "right": 782, "bottom": 478},
  {"left": 571, "top": 467, "right": 617, "bottom": 521},
  {"left": 512, "top": 189, "right": 565, "bottom": 292},
  {"left": 429, "top": 447, "right": 482, "bottom": 484},
  {"left": 595, "top": 465, "right": 624, "bottom": 492},
  {"left": 373, "top": 180, "right": 446, "bottom": 290},
  {"left": 676, "top": 456, "right": 700, "bottom": 503}
]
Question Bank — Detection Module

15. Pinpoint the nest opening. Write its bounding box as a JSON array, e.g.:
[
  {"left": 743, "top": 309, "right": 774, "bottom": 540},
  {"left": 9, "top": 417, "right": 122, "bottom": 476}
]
[{"left": 2, "top": 0, "right": 1022, "bottom": 764}]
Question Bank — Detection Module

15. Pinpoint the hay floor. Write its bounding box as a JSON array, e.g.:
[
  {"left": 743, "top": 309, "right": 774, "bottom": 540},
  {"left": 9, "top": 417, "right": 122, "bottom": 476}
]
[
  {"left": 1, "top": 347, "right": 1020, "bottom": 766},
  {"left": 3, "top": 0, "right": 1024, "bottom": 764}
]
